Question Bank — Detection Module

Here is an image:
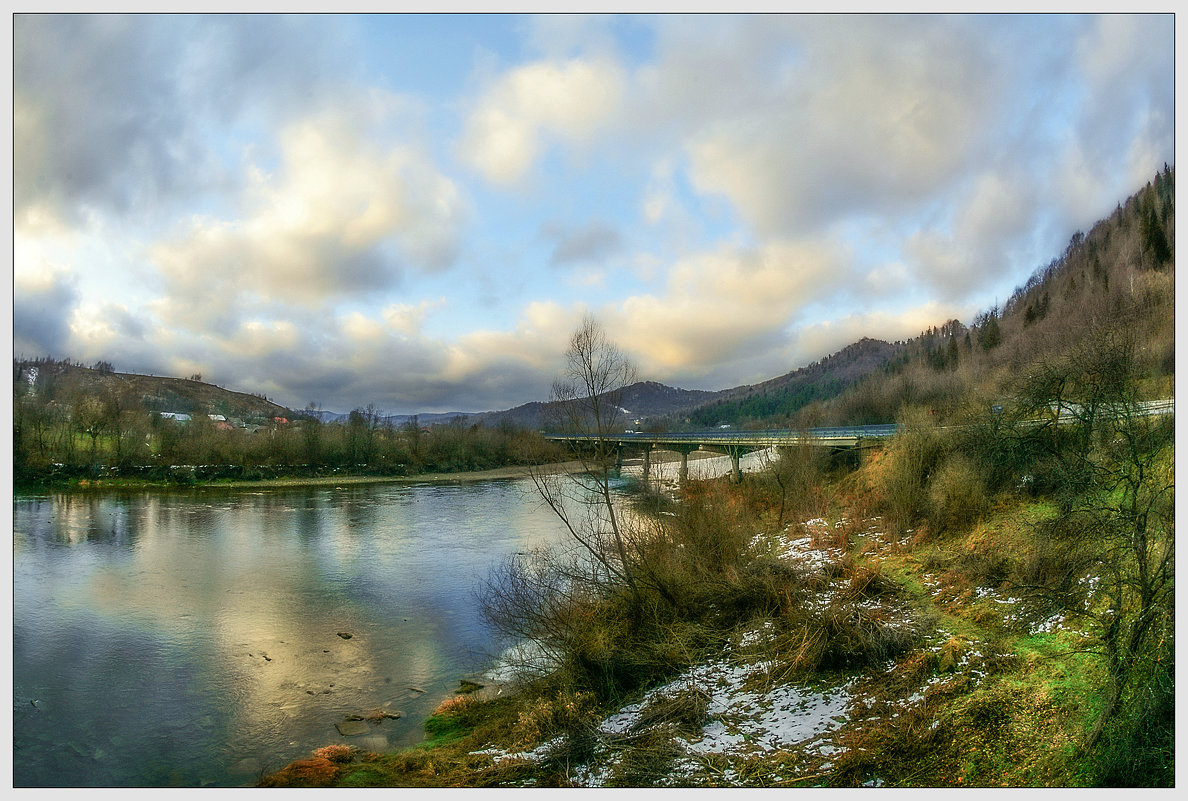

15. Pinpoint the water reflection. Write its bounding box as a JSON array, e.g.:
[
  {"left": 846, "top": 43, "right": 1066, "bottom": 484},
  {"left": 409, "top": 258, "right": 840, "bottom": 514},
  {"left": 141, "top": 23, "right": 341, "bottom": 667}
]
[{"left": 13, "top": 479, "right": 568, "bottom": 787}]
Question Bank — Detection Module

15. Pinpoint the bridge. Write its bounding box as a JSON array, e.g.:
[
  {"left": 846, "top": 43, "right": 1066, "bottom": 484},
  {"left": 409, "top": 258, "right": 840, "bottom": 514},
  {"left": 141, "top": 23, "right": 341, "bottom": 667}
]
[
  {"left": 544, "top": 398, "right": 1174, "bottom": 483},
  {"left": 544, "top": 424, "right": 899, "bottom": 483}
]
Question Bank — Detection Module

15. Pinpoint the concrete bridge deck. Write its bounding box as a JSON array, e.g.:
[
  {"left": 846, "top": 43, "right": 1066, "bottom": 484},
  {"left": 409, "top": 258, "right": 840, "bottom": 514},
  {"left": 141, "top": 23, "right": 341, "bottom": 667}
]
[
  {"left": 544, "top": 424, "right": 898, "bottom": 482},
  {"left": 544, "top": 398, "right": 1172, "bottom": 482},
  {"left": 544, "top": 423, "right": 900, "bottom": 450}
]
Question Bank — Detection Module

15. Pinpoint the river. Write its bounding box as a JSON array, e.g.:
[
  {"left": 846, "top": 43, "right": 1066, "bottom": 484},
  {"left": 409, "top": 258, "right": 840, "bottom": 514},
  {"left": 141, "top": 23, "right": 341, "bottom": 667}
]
[{"left": 12, "top": 477, "right": 575, "bottom": 787}]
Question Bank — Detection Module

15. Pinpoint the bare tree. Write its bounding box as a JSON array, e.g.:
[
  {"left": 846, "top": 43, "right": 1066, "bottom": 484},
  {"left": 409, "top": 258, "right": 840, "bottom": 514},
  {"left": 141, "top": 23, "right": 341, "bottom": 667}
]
[
  {"left": 761, "top": 436, "right": 827, "bottom": 529},
  {"left": 529, "top": 315, "right": 643, "bottom": 603},
  {"left": 1010, "top": 327, "right": 1174, "bottom": 750}
]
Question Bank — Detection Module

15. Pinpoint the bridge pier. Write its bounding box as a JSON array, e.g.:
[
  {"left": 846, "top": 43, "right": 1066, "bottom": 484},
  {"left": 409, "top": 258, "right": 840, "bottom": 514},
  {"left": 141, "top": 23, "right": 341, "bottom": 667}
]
[
  {"left": 729, "top": 447, "right": 743, "bottom": 484},
  {"left": 545, "top": 424, "right": 900, "bottom": 484},
  {"left": 666, "top": 444, "right": 700, "bottom": 483},
  {"left": 641, "top": 445, "right": 652, "bottom": 481}
]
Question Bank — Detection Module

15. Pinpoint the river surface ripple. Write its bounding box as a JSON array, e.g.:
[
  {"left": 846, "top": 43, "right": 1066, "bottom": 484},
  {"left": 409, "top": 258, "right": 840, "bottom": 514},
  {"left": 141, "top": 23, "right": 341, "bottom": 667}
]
[{"left": 12, "top": 478, "right": 570, "bottom": 788}]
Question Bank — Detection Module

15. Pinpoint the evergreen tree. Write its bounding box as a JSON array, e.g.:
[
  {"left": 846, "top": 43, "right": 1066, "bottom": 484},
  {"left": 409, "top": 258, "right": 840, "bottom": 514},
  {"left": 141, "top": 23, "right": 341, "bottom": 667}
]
[
  {"left": 978, "top": 309, "right": 1002, "bottom": 351},
  {"left": 1140, "top": 193, "right": 1171, "bottom": 266}
]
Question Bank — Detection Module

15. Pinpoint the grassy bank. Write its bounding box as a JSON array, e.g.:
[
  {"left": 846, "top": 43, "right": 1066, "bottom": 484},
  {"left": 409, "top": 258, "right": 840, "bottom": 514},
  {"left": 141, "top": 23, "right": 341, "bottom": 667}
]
[
  {"left": 11, "top": 461, "right": 586, "bottom": 492},
  {"left": 259, "top": 400, "right": 1173, "bottom": 788},
  {"left": 16, "top": 450, "right": 722, "bottom": 493}
]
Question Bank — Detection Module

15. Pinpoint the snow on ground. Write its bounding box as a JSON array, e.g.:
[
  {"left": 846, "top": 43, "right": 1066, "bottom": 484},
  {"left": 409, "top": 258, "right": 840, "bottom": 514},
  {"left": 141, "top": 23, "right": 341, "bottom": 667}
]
[
  {"left": 472, "top": 626, "right": 859, "bottom": 787},
  {"left": 751, "top": 516, "right": 847, "bottom": 576},
  {"left": 471, "top": 515, "right": 870, "bottom": 787},
  {"left": 468, "top": 512, "right": 1049, "bottom": 787}
]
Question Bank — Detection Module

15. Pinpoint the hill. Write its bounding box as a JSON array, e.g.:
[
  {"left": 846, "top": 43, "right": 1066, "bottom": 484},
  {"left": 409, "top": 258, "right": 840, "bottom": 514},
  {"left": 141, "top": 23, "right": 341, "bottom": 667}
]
[
  {"left": 681, "top": 337, "right": 905, "bottom": 428},
  {"left": 13, "top": 358, "right": 293, "bottom": 422},
  {"left": 710, "top": 165, "right": 1175, "bottom": 430},
  {"left": 471, "top": 380, "right": 724, "bottom": 430}
]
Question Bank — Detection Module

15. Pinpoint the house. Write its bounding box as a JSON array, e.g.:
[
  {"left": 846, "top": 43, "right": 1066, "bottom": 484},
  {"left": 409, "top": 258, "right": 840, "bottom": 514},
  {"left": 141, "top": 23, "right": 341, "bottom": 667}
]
[{"left": 159, "top": 412, "right": 192, "bottom": 423}]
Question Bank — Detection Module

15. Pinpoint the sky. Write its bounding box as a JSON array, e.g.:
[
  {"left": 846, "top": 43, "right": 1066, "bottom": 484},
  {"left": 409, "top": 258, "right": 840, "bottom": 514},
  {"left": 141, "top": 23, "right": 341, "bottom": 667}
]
[{"left": 10, "top": 12, "right": 1176, "bottom": 415}]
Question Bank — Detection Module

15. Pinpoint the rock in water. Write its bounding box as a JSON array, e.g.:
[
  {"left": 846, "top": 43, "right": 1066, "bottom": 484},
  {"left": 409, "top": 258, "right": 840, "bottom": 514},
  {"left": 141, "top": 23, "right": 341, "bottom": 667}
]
[
  {"left": 357, "top": 735, "right": 388, "bottom": 752},
  {"left": 336, "top": 632, "right": 353, "bottom": 640},
  {"left": 456, "top": 679, "right": 484, "bottom": 694},
  {"left": 334, "top": 720, "right": 370, "bottom": 737}
]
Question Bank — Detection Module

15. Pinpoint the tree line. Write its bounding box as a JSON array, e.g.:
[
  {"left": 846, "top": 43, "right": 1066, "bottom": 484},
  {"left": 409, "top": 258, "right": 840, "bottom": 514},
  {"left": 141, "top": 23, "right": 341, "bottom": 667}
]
[{"left": 13, "top": 373, "right": 558, "bottom": 485}]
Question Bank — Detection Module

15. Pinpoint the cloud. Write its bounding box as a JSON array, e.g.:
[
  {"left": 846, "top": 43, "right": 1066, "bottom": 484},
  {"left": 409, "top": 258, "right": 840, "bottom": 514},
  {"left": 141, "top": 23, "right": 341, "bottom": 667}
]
[
  {"left": 541, "top": 220, "right": 624, "bottom": 267},
  {"left": 679, "top": 16, "right": 1002, "bottom": 237},
  {"left": 76, "top": 299, "right": 569, "bottom": 415},
  {"left": 459, "top": 56, "right": 626, "bottom": 184},
  {"left": 1060, "top": 15, "right": 1175, "bottom": 212},
  {"left": 603, "top": 237, "right": 854, "bottom": 381},
  {"left": 13, "top": 15, "right": 351, "bottom": 228},
  {"left": 904, "top": 169, "right": 1041, "bottom": 301},
  {"left": 13, "top": 271, "right": 79, "bottom": 357},
  {"left": 149, "top": 103, "right": 466, "bottom": 329}
]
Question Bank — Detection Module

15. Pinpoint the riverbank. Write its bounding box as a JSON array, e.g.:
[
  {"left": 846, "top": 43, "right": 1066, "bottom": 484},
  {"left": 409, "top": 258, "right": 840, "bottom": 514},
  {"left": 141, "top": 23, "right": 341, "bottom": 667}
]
[
  {"left": 257, "top": 448, "right": 1164, "bottom": 788},
  {"left": 17, "top": 449, "right": 726, "bottom": 492}
]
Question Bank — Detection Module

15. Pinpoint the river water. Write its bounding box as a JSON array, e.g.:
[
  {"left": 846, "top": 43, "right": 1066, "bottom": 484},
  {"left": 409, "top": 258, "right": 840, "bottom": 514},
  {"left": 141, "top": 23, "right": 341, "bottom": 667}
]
[{"left": 12, "top": 478, "right": 575, "bottom": 787}]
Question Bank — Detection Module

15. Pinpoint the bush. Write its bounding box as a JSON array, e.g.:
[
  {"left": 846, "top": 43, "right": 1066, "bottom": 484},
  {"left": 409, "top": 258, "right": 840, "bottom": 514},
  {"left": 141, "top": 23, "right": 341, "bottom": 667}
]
[
  {"left": 481, "top": 479, "right": 795, "bottom": 704},
  {"left": 1092, "top": 659, "right": 1175, "bottom": 786},
  {"left": 870, "top": 406, "right": 951, "bottom": 534},
  {"left": 927, "top": 453, "right": 988, "bottom": 533}
]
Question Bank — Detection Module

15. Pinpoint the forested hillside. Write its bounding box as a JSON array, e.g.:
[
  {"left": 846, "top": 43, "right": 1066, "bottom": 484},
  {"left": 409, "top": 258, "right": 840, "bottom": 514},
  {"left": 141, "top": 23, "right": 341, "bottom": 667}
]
[
  {"left": 11, "top": 357, "right": 553, "bottom": 485},
  {"left": 684, "top": 337, "right": 905, "bottom": 428},
  {"left": 785, "top": 165, "right": 1175, "bottom": 428}
]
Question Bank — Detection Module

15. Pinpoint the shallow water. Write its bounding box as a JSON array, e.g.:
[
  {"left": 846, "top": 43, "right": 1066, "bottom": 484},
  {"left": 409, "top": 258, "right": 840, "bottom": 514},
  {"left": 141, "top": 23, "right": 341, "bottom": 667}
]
[{"left": 12, "top": 478, "right": 571, "bottom": 787}]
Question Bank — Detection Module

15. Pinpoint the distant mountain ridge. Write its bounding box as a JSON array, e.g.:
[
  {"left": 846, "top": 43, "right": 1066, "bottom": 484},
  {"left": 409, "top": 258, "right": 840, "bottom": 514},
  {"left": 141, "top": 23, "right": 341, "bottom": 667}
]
[
  {"left": 304, "top": 409, "right": 477, "bottom": 427},
  {"left": 468, "top": 380, "right": 725, "bottom": 430}
]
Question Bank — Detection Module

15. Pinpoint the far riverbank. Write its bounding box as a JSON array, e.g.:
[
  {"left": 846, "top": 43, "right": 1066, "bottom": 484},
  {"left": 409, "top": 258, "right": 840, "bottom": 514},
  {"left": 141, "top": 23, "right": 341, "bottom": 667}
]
[{"left": 16, "top": 450, "right": 724, "bottom": 492}]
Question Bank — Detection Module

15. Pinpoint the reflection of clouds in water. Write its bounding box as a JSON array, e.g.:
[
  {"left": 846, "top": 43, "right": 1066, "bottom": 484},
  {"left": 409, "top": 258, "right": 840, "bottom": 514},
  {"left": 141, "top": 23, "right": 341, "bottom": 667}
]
[
  {"left": 78, "top": 486, "right": 566, "bottom": 719},
  {"left": 53, "top": 490, "right": 483, "bottom": 752},
  {"left": 73, "top": 498, "right": 396, "bottom": 740},
  {"left": 14, "top": 480, "right": 579, "bottom": 784},
  {"left": 8, "top": 485, "right": 513, "bottom": 785}
]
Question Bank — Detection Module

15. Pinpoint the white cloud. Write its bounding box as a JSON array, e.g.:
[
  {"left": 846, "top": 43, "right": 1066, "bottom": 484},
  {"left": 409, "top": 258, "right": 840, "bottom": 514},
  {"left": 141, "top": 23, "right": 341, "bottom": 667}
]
[
  {"left": 13, "top": 15, "right": 351, "bottom": 228},
  {"left": 603, "top": 237, "right": 853, "bottom": 379},
  {"left": 383, "top": 299, "right": 446, "bottom": 338},
  {"left": 904, "top": 169, "right": 1040, "bottom": 302},
  {"left": 1055, "top": 14, "right": 1174, "bottom": 217},
  {"left": 680, "top": 16, "right": 1000, "bottom": 237},
  {"left": 149, "top": 99, "right": 466, "bottom": 329},
  {"left": 459, "top": 57, "right": 626, "bottom": 185}
]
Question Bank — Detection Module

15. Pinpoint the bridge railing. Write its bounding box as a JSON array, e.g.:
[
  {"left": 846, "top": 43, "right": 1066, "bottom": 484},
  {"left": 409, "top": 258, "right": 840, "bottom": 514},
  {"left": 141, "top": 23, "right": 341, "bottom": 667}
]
[
  {"left": 543, "top": 398, "right": 1173, "bottom": 448},
  {"left": 543, "top": 423, "right": 902, "bottom": 447},
  {"left": 544, "top": 399, "right": 1173, "bottom": 449}
]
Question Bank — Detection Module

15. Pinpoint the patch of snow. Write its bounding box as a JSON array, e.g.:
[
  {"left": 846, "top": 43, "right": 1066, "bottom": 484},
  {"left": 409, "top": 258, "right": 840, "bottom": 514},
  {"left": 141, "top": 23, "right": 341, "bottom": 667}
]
[
  {"left": 1031, "top": 614, "right": 1066, "bottom": 634},
  {"left": 471, "top": 735, "right": 566, "bottom": 765},
  {"left": 575, "top": 656, "right": 855, "bottom": 785}
]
